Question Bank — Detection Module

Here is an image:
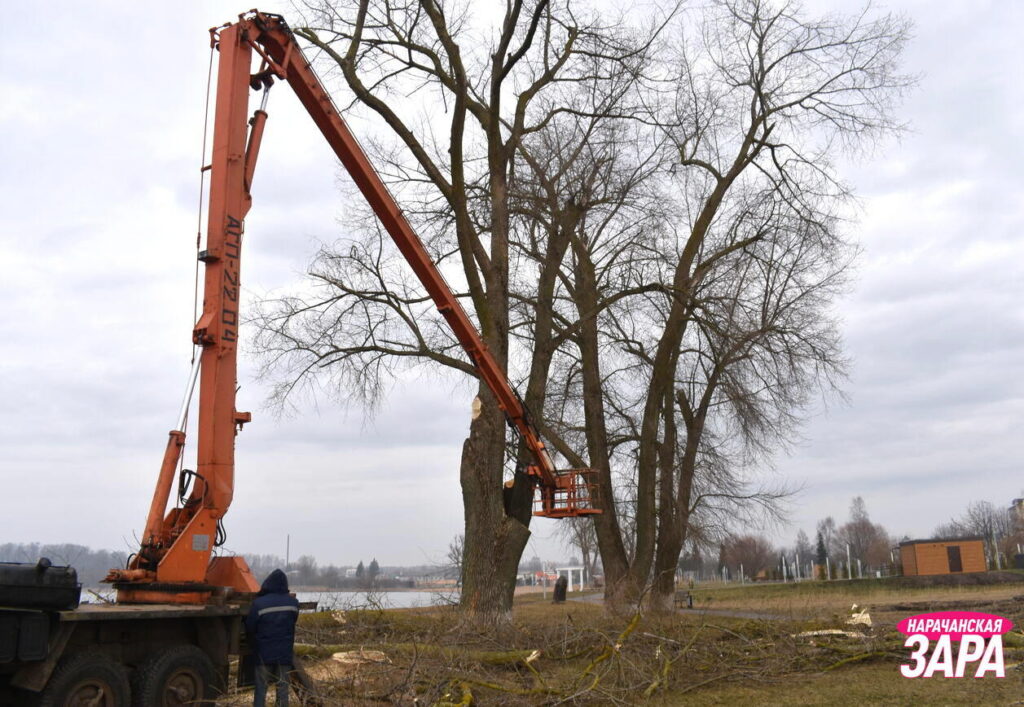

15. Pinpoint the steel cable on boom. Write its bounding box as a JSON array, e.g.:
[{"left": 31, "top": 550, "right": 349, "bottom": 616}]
[
  {"left": 193, "top": 43, "right": 215, "bottom": 357},
  {"left": 175, "top": 44, "right": 217, "bottom": 498}
]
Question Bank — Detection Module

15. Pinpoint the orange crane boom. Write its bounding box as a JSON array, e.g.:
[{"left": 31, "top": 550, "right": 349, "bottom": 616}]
[{"left": 108, "top": 10, "right": 598, "bottom": 604}]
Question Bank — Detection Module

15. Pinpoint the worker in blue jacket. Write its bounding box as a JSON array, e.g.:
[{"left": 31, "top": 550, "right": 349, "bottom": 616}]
[{"left": 245, "top": 569, "right": 300, "bottom": 707}]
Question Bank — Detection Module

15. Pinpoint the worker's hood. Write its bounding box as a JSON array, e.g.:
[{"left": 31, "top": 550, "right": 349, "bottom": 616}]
[{"left": 258, "top": 568, "right": 289, "bottom": 596}]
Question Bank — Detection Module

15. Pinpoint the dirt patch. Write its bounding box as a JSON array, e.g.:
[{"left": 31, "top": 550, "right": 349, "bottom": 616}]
[
  {"left": 882, "top": 571, "right": 1024, "bottom": 589},
  {"left": 876, "top": 594, "right": 1024, "bottom": 617}
]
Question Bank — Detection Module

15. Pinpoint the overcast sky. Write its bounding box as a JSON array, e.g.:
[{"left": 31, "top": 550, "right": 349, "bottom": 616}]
[{"left": 1, "top": 1, "right": 1021, "bottom": 570}]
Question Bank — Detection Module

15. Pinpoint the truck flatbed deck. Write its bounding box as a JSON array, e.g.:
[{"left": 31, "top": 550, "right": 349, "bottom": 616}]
[{"left": 55, "top": 602, "right": 246, "bottom": 621}]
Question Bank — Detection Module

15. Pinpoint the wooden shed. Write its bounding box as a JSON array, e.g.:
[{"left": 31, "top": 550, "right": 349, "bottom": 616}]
[{"left": 900, "top": 537, "right": 986, "bottom": 576}]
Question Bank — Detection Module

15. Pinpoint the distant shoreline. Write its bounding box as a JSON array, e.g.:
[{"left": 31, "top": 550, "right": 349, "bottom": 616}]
[{"left": 292, "top": 586, "right": 457, "bottom": 593}]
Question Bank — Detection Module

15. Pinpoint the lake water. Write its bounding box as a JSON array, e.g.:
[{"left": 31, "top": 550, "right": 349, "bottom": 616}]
[
  {"left": 296, "top": 590, "right": 458, "bottom": 610},
  {"left": 82, "top": 588, "right": 458, "bottom": 610}
]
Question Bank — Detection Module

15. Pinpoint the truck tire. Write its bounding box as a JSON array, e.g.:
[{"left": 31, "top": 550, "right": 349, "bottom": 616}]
[
  {"left": 37, "top": 652, "right": 130, "bottom": 707},
  {"left": 131, "top": 645, "right": 219, "bottom": 707}
]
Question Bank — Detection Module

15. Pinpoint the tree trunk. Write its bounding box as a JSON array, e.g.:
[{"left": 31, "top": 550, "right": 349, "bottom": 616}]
[
  {"left": 571, "top": 239, "right": 632, "bottom": 606},
  {"left": 650, "top": 413, "right": 701, "bottom": 610},
  {"left": 459, "top": 385, "right": 530, "bottom": 619},
  {"left": 457, "top": 116, "right": 524, "bottom": 617},
  {"left": 650, "top": 532, "right": 682, "bottom": 613},
  {"left": 508, "top": 212, "right": 573, "bottom": 524},
  {"left": 650, "top": 390, "right": 680, "bottom": 612}
]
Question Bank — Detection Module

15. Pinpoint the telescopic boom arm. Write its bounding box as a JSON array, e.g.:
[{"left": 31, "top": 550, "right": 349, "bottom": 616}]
[
  {"left": 108, "top": 10, "right": 597, "bottom": 604},
  {"left": 242, "top": 11, "right": 599, "bottom": 517}
]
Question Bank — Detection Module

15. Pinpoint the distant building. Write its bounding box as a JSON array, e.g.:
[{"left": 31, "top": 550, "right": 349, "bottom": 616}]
[
  {"left": 1011, "top": 498, "right": 1024, "bottom": 522},
  {"left": 900, "top": 537, "right": 986, "bottom": 576}
]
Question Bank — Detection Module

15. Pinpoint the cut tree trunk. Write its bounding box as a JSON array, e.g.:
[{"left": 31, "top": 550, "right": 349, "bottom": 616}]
[{"left": 458, "top": 386, "right": 530, "bottom": 619}]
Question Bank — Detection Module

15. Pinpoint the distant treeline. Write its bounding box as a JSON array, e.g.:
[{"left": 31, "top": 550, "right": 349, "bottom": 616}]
[
  {"left": 0, "top": 544, "right": 432, "bottom": 590},
  {"left": 245, "top": 553, "right": 422, "bottom": 589},
  {"left": 0, "top": 543, "right": 129, "bottom": 588}
]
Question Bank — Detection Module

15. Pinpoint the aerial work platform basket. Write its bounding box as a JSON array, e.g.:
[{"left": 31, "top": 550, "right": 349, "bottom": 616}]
[{"left": 534, "top": 469, "right": 602, "bottom": 518}]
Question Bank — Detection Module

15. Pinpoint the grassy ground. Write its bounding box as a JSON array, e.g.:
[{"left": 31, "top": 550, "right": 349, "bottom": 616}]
[
  {"left": 689, "top": 572, "right": 1024, "bottom": 625},
  {"left": 216, "top": 576, "right": 1024, "bottom": 705}
]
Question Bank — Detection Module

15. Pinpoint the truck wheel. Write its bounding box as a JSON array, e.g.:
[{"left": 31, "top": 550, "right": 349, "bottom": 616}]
[
  {"left": 131, "top": 645, "right": 219, "bottom": 707},
  {"left": 38, "top": 652, "right": 130, "bottom": 707}
]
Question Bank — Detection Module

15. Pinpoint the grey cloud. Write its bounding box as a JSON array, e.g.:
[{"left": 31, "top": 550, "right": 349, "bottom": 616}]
[{"left": 2, "top": 0, "right": 1022, "bottom": 566}]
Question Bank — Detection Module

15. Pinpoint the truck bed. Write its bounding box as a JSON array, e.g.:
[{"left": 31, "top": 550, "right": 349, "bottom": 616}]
[{"left": 55, "top": 602, "right": 246, "bottom": 622}]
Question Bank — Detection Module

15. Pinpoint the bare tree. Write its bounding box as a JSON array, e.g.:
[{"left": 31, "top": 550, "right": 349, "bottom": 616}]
[
  {"left": 719, "top": 534, "right": 775, "bottom": 579},
  {"left": 935, "top": 500, "right": 1016, "bottom": 567},
  {"left": 558, "top": 0, "right": 911, "bottom": 608},
  {"left": 959, "top": 501, "right": 1013, "bottom": 541},
  {"left": 294, "top": 554, "right": 319, "bottom": 586},
  {"left": 834, "top": 496, "right": 891, "bottom": 570},
  {"left": 793, "top": 529, "right": 813, "bottom": 562},
  {"left": 817, "top": 516, "right": 837, "bottom": 555},
  {"left": 253, "top": 0, "right": 659, "bottom": 619},
  {"left": 445, "top": 534, "right": 464, "bottom": 585},
  {"left": 932, "top": 521, "right": 962, "bottom": 540},
  {"left": 253, "top": 0, "right": 910, "bottom": 616}
]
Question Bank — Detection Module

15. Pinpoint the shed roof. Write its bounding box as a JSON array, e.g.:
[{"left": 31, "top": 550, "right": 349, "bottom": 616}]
[{"left": 898, "top": 536, "right": 984, "bottom": 547}]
